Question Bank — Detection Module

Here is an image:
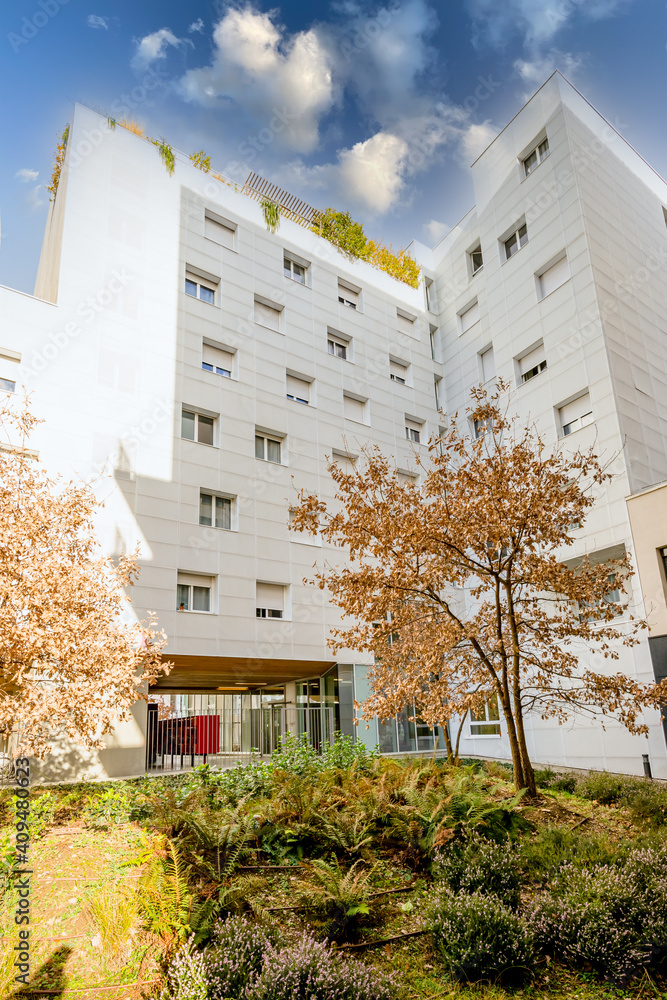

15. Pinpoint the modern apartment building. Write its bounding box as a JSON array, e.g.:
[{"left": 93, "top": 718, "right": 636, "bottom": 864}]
[{"left": 3, "top": 71, "right": 667, "bottom": 781}]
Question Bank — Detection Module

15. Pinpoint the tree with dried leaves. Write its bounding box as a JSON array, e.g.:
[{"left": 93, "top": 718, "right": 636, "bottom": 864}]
[
  {"left": 291, "top": 382, "right": 666, "bottom": 796},
  {"left": 0, "top": 397, "right": 171, "bottom": 759}
]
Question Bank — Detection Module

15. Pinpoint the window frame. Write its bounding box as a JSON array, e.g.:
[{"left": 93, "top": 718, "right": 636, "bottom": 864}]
[
  {"left": 468, "top": 244, "right": 484, "bottom": 277},
  {"left": 327, "top": 330, "right": 352, "bottom": 362},
  {"left": 523, "top": 137, "right": 550, "bottom": 177},
  {"left": 286, "top": 372, "right": 312, "bottom": 405},
  {"left": 199, "top": 491, "right": 234, "bottom": 530},
  {"left": 389, "top": 357, "right": 410, "bottom": 385},
  {"left": 177, "top": 574, "right": 214, "bottom": 614},
  {"left": 470, "top": 698, "right": 501, "bottom": 737},
  {"left": 202, "top": 340, "right": 235, "bottom": 380},
  {"left": 255, "top": 432, "right": 284, "bottom": 465},
  {"left": 284, "top": 255, "right": 308, "bottom": 285},
  {"left": 405, "top": 417, "right": 424, "bottom": 444},
  {"left": 181, "top": 408, "right": 216, "bottom": 446},
  {"left": 559, "top": 394, "right": 594, "bottom": 438},
  {"left": 503, "top": 223, "right": 528, "bottom": 261},
  {"left": 185, "top": 271, "right": 218, "bottom": 305}
]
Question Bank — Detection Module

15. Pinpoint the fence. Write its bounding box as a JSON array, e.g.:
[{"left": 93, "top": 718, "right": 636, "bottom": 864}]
[{"left": 145, "top": 698, "right": 336, "bottom": 774}]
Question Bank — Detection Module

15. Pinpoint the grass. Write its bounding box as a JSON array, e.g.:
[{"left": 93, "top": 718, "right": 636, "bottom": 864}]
[{"left": 1, "top": 751, "right": 666, "bottom": 998}]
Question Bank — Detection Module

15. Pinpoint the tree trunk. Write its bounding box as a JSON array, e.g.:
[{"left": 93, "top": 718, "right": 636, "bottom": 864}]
[
  {"left": 442, "top": 720, "right": 455, "bottom": 763},
  {"left": 512, "top": 696, "right": 537, "bottom": 797},
  {"left": 498, "top": 692, "right": 526, "bottom": 790}
]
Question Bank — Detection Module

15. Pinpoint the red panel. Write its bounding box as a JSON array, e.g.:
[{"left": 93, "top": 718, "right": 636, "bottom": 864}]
[{"left": 193, "top": 715, "right": 220, "bottom": 755}]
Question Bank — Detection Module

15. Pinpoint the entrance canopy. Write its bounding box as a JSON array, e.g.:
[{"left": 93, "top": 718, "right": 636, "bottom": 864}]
[{"left": 153, "top": 654, "right": 337, "bottom": 690}]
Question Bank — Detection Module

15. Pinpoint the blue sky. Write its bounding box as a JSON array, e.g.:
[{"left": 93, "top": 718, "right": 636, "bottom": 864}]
[{"left": 1, "top": 0, "right": 665, "bottom": 294}]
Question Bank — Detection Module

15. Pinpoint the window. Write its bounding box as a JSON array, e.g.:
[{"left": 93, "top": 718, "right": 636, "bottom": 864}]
[
  {"left": 254, "top": 298, "right": 282, "bottom": 332},
  {"left": 434, "top": 376, "right": 442, "bottom": 410},
  {"left": 390, "top": 358, "right": 409, "bottom": 384},
  {"left": 397, "top": 468, "right": 418, "bottom": 485},
  {"left": 255, "top": 433, "right": 282, "bottom": 464},
  {"left": 202, "top": 342, "right": 234, "bottom": 378},
  {"left": 469, "top": 244, "right": 483, "bottom": 276},
  {"left": 504, "top": 223, "right": 528, "bottom": 260},
  {"left": 459, "top": 300, "right": 480, "bottom": 333},
  {"left": 397, "top": 311, "right": 416, "bottom": 337},
  {"left": 405, "top": 418, "right": 423, "bottom": 443},
  {"left": 470, "top": 699, "right": 501, "bottom": 736},
  {"left": 523, "top": 137, "right": 549, "bottom": 176},
  {"left": 286, "top": 373, "right": 310, "bottom": 404},
  {"left": 480, "top": 346, "right": 496, "bottom": 382},
  {"left": 519, "top": 344, "right": 547, "bottom": 383},
  {"left": 284, "top": 256, "right": 307, "bottom": 284},
  {"left": 343, "top": 393, "right": 368, "bottom": 423},
  {"left": 0, "top": 349, "right": 20, "bottom": 393},
  {"left": 185, "top": 271, "right": 217, "bottom": 304},
  {"left": 331, "top": 448, "right": 357, "bottom": 474},
  {"left": 0, "top": 377, "right": 16, "bottom": 393},
  {"left": 559, "top": 394, "right": 593, "bottom": 436},
  {"left": 429, "top": 326, "right": 437, "bottom": 361},
  {"left": 181, "top": 409, "right": 215, "bottom": 445},
  {"left": 474, "top": 416, "right": 494, "bottom": 439},
  {"left": 538, "top": 254, "right": 570, "bottom": 299},
  {"left": 425, "top": 278, "right": 436, "bottom": 312},
  {"left": 177, "top": 573, "right": 213, "bottom": 613},
  {"left": 205, "top": 211, "right": 236, "bottom": 249},
  {"left": 327, "top": 333, "right": 350, "bottom": 360},
  {"left": 199, "top": 492, "right": 232, "bottom": 529},
  {"left": 661, "top": 546, "right": 667, "bottom": 582},
  {"left": 338, "top": 280, "right": 360, "bottom": 309},
  {"left": 256, "top": 582, "right": 285, "bottom": 619}
]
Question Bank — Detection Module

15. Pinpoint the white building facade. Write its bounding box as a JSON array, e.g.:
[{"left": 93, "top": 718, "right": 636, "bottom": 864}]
[{"left": 3, "top": 72, "right": 667, "bottom": 780}]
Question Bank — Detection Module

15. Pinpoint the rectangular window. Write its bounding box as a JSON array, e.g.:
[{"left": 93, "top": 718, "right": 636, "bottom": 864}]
[
  {"left": 177, "top": 573, "right": 213, "bottom": 613},
  {"left": 397, "top": 311, "right": 416, "bottom": 337},
  {"left": 519, "top": 344, "right": 547, "bottom": 383},
  {"left": 538, "top": 254, "right": 569, "bottom": 299},
  {"left": 286, "top": 374, "right": 310, "bottom": 404},
  {"left": 343, "top": 394, "right": 367, "bottom": 423},
  {"left": 181, "top": 409, "right": 215, "bottom": 445},
  {"left": 185, "top": 271, "right": 217, "bottom": 304},
  {"left": 460, "top": 300, "right": 480, "bottom": 333},
  {"left": 560, "top": 393, "right": 593, "bottom": 436},
  {"left": 523, "top": 137, "right": 549, "bottom": 176},
  {"left": 338, "top": 281, "right": 359, "bottom": 309},
  {"left": 405, "top": 418, "right": 423, "bottom": 443},
  {"left": 284, "top": 256, "right": 307, "bottom": 284},
  {"left": 470, "top": 698, "right": 501, "bottom": 736},
  {"left": 434, "top": 376, "right": 442, "bottom": 410},
  {"left": 256, "top": 582, "right": 285, "bottom": 619},
  {"left": 0, "top": 377, "right": 16, "bottom": 393},
  {"left": 199, "top": 492, "right": 232, "bottom": 530},
  {"left": 205, "top": 213, "right": 236, "bottom": 249},
  {"left": 481, "top": 346, "right": 496, "bottom": 382},
  {"left": 469, "top": 244, "right": 483, "bottom": 276},
  {"left": 425, "top": 278, "right": 436, "bottom": 312},
  {"left": 429, "top": 326, "right": 437, "bottom": 361},
  {"left": 390, "top": 358, "right": 409, "bottom": 384},
  {"left": 254, "top": 298, "right": 282, "bottom": 332},
  {"left": 202, "top": 343, "right": 234, "bottom": 378},
  {"left": 474, "top": 416, "right": 494, "bottom": 439},
  {"left": 328, "top": 334, "right": 349, "bottom": 360},
  {"left": 255, "top": 433, "right": 282, "bottom": 464},
  {"left": 504, "top": 223, "right": 528, "bottom": 260}
]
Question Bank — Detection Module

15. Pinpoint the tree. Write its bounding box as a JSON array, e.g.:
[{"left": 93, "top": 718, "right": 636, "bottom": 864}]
[
  {"left": 0, "top": 397, "right": 171, "bottom": 759},
  {"left": 291, "top": 382, "right": 667, "bottom": 796}
]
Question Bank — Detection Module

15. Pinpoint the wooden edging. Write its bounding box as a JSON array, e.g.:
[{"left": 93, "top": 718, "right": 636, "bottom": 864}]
[{"left": 336, "top": 928, "right": 429, "bottom": 951}]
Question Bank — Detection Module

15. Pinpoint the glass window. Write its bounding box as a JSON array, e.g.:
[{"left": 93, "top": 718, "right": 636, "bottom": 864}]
[
  {"left": 177, "top": 584, "right": 189, "bottom": 610},
  {"left": 198, "top": 415, "right": 214, "bottom": 445},
  {"left": 0, "top": 378, "right": 16, "bottom": 393},
  {"left": 193, "top": 586, "right": 210, "bottom": 612},
  {"left": 199, "top": 493, "right": 213, "bottom": 526},
  {"left": 267, "top": 438, "right": 281, "bottom": 464},
  {"left": 328, "top": 337, "right": 348, "bottom": 360},
  {"left": 470, "top": 698, "right": 501, "bottom": 735},
  {"left": 470, "top": 246, "right": 483, "bottom": 274},
  {"left": 185, "top": 278, "right": 198, "bottom": 298},
  {"left": 181, "top": 409, "right": 196, "bottom": 440}
]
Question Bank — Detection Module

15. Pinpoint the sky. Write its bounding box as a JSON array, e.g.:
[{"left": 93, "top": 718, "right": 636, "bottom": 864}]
[{"left": 1, "top": 0, "right": 665, "bottom": 295}]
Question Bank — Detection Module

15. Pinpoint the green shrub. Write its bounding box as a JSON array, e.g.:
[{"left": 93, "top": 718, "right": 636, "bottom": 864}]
[
  {"left": 426, "top": 887, "right": 534, "bottom": 982},
  {"left": 432, "top": 832, "right": 520, "bottom": 908},
  {"left": 576, "top": 771, "right": 632, "bottom": 805},
  {"left": 83, "top": 787, "right": 130, "bottom": 828},
  {"left": 533, "top": 768, "right": 577, "bottom": 793},
  {"left": 625, "top": 782, "right": 667, "bottom": 829},
  {"left": 529, "top": 845, "right": 667, "bottom": 983}
]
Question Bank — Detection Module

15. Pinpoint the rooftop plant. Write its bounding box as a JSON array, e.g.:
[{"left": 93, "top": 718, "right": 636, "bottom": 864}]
[
  {"left": 312, "top": 207, "right": 420, "bottom": 288},
  {"left": 190, "top": 150, "right": 211, "bottom": 172},
  {"left": 46, "top": 125, "right": 69, "bottom": 200}
]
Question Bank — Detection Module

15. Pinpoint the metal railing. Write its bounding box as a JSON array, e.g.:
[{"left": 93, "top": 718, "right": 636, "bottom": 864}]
[{"left": 145, "top": 701, "right": 336, "bottom": 774}]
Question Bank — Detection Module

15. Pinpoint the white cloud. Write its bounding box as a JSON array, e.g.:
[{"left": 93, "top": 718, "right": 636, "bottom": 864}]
[
  {"left": 458, "top": 120, "right": 498, "bottom": 163},
  {"left": 468, "top": 0, "right": 632, "bottom": 50},
  {"left": 26, "top": 184, "right": 46, "bottom": 211},
  {"left": 131, "top": 27, "right": 184, "bottom": 71},
  {"left": 178, "top": 6, "right": 336, "bottom": 153},
  {"left": 514, "top": 50, "right": 584, "bottom": 88},
  {"left": 15, "top": 168, "right": 39, "bottom": 183},
  {"left": 87, "top": 14, "right": 108, "bottom": 30},
  {"left": 338, "top": 132, "right": 410, "bottom": 214},
  {"left": 188, "top": 18, "right": 204, "bottom": 33},
  {"left": 424, "top": 219, "right": 449, "bottom": 244}
]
